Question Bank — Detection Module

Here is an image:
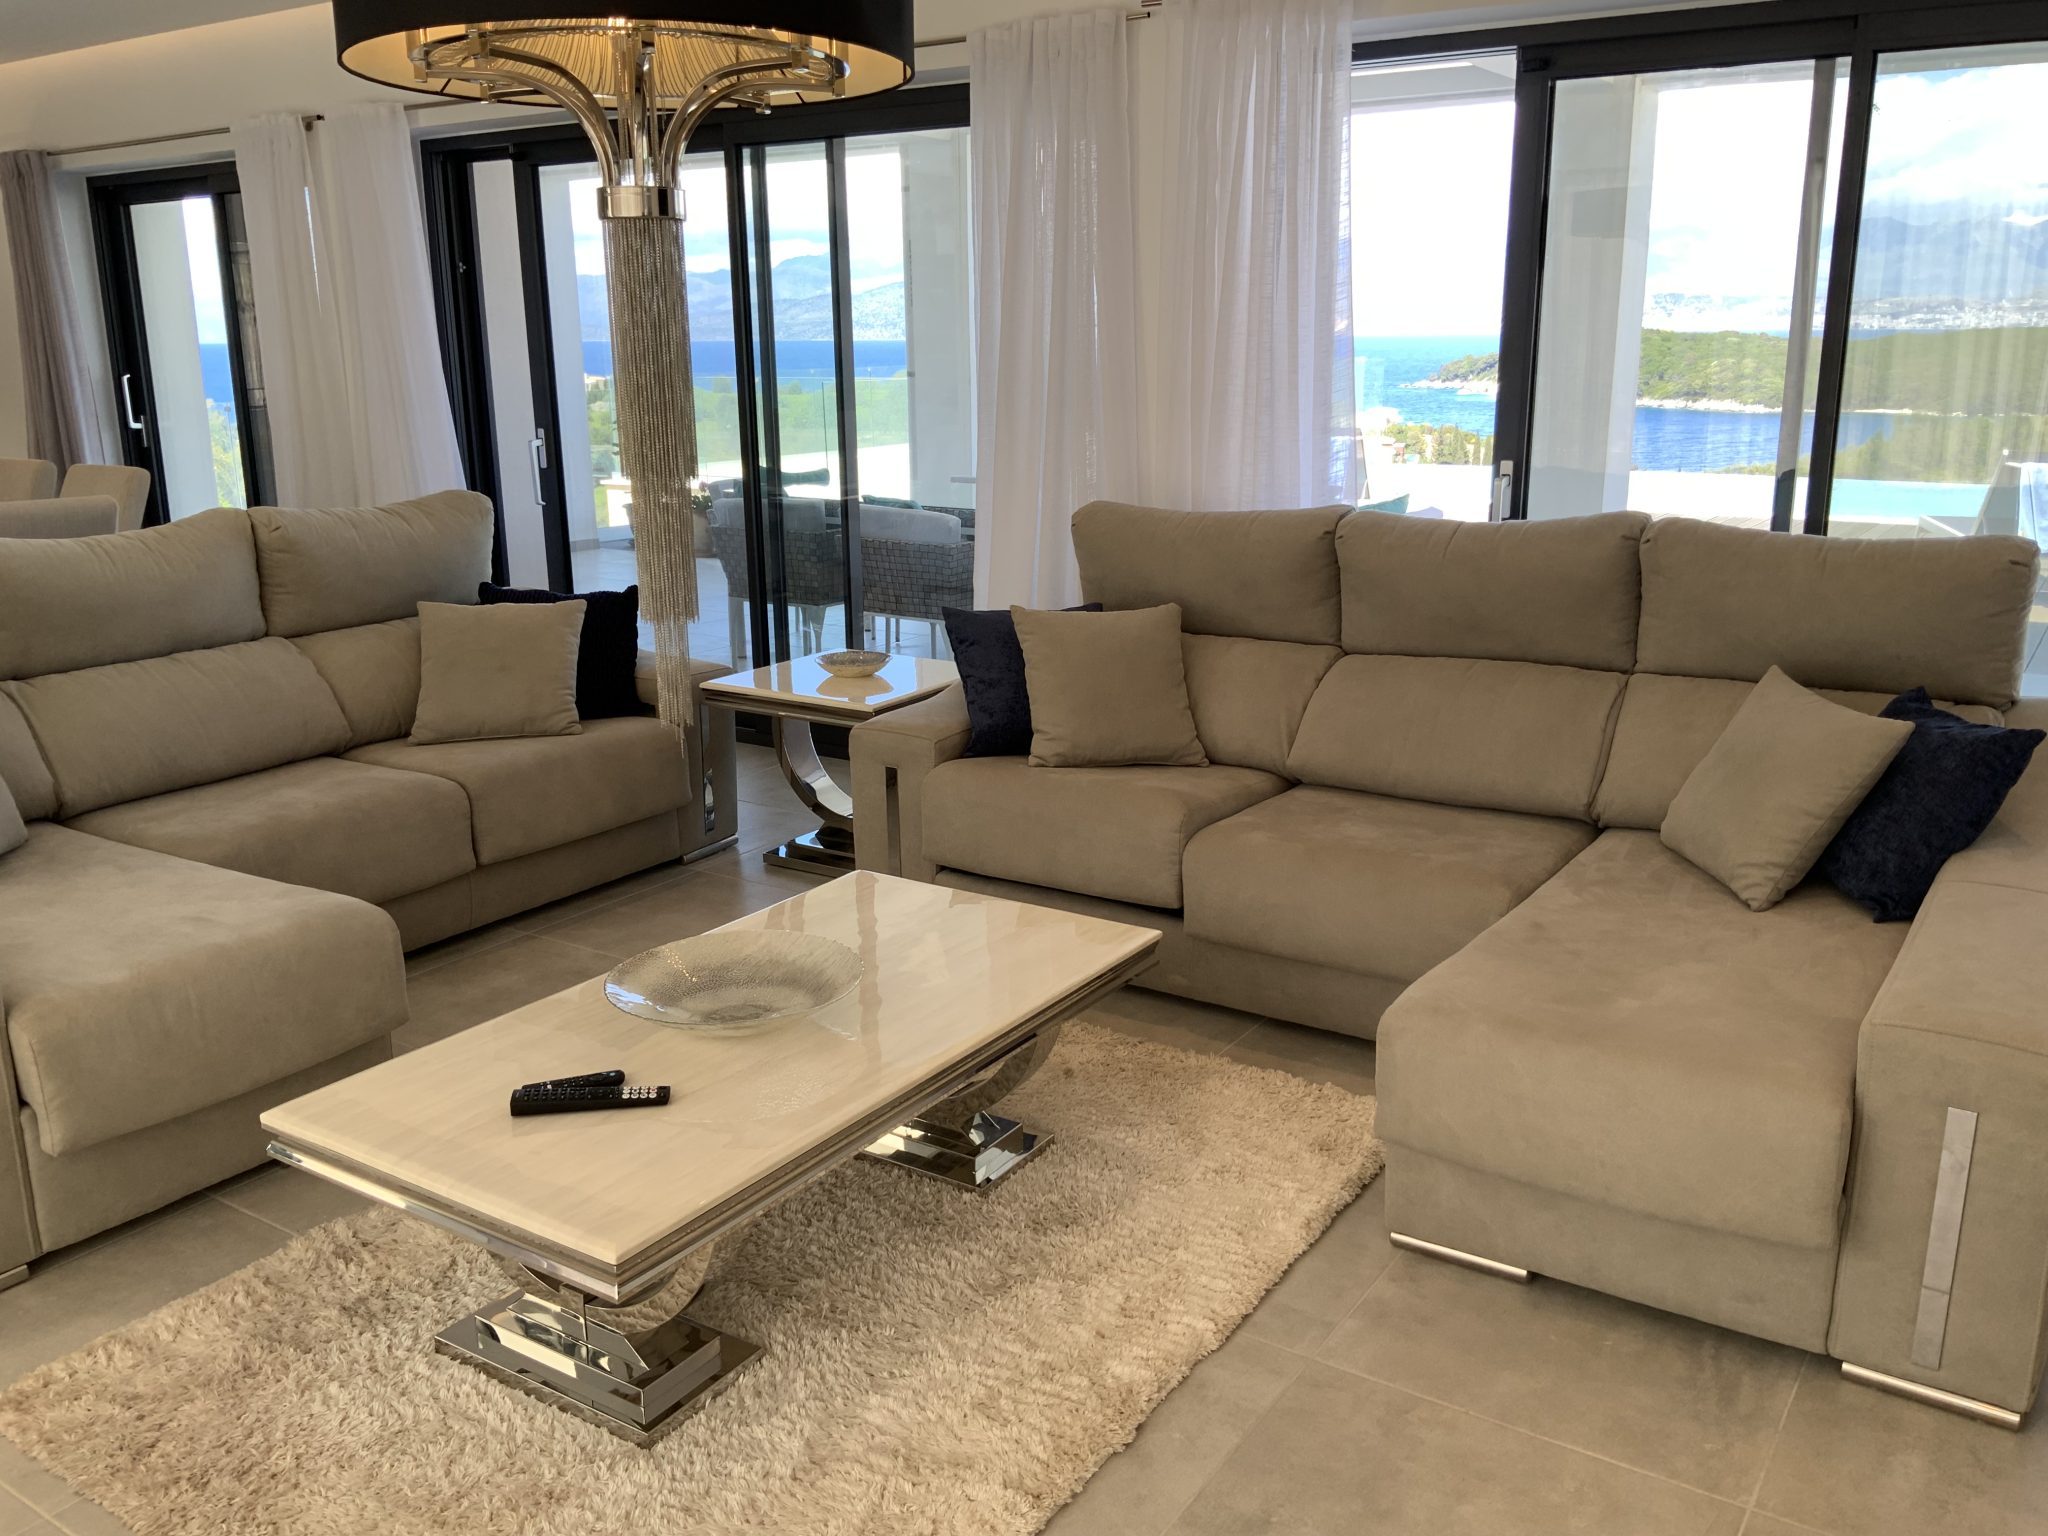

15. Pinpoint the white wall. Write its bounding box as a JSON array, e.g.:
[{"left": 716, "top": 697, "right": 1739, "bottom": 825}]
[{"left": 0, "top": 0, "right": 1736, "bottom": 457}]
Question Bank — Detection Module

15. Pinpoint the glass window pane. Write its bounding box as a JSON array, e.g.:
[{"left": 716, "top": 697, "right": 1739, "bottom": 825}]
[
  {"left": 1350, "top": 55, "right": 1516, "bottom": 522},
  {"left": 1526, "top": 61, "right": 1846, "bottom": 524},
  {"left": 132, "top": 194, "right": 247, "bottom": 517},
  {"left": 1825, "top": 42, "right": 2048, "bottom": 695}
]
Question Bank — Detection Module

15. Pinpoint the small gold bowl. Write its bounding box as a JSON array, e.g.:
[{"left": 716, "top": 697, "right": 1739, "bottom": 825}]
[{"left": 817, "top": 649, "right": 889, "bottom": 678}]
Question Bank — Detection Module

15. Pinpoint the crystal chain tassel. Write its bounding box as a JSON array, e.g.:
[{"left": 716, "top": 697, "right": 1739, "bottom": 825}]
[{"left": 602, "top": 212, "right": 698, "bottom": 735}]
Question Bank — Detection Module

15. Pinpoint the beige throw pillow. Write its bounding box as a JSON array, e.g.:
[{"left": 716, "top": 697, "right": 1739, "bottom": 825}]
[
  {"left": 411, "top": 600, "right": 585, "bottom": 745},
  {"left": 1012, "top": 603, "right": 1208, "bottom": 768},
  {"left": 1661, "top": 666, "right": 1911, "bottom": 911}
]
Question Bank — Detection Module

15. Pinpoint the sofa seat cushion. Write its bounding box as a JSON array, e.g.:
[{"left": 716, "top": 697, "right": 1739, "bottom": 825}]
[
  {"left": 66, "top": 757, "right": 475, "bottom": 905},
  {"left": 1183, "top": 787, "right": 1595, "bottom": 982},
  {"left": 922, "top": 757, "right": 1286, "bottom": 908},
  {"left": 345, "top": 715, "right": 686, "bottom": 865},
  {"left": 0, "top": 824, "right": 405, "bottom": 1156},
  {"left": 1377, "top": 829, "right": 1906, "bottom": 1249}
]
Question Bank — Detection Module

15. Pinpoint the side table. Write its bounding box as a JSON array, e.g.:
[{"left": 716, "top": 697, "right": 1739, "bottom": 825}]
[{"left": 698, "top": 653, "right": 958, "bottom": 875}]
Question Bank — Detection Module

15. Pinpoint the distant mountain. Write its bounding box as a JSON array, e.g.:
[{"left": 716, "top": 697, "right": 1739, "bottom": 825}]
[
  {"left": 577, "top": 258, "right": 904, "bottom": 346},
  {"left": 1852, "top": 204, "right": 2048, "bottom": 307}
]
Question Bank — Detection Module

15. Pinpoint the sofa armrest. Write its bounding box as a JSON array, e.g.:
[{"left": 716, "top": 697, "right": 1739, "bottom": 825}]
[
  {"left": 0, "top": 996, "right": 35, "bottom": 1278},
  {"left": 849, "top": 684, "right": 969, "bottom": 879},
  {"left": 1832, "top": 731, "right": 2048, "bottom": 1415}
]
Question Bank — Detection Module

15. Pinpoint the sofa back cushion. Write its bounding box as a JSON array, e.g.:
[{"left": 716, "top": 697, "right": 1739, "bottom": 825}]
[
  {"left": 1072, "top": 501, "right": 1346, "bottom": 644},
  {"left": 1337, "top": 508, "right": 1646, "bottom": 671},
  {"left": 291, "top": 618, "right": 422, "bottom": 747},
  {"left": 1594, "top": 671, "right": 2005, "bottom": 830},
  {"left": 1286, "top": 654, "right": 1625, "bottom": 820},
  {"left": 0, "top": 508, "right": 263, "bottom": 680},
  {"left": 0, "top": 692, "right": 56, "bottom": 822},
  {"left": 250, "top": 490, "right": 494, "bottom": 637},
  {"left": 4, "top": 638, "right": 351, "bottom": 816},
  {"left": 1637, "top": 517, "right": 2037, "bottom": 708},
  {"left": 1181, "top": 634, "right": 1342, "bottom": 776}
]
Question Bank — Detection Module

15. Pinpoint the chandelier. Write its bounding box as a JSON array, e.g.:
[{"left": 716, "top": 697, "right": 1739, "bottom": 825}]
[{"left": 330, "top": 4, "right": 915, "bottom": 727}]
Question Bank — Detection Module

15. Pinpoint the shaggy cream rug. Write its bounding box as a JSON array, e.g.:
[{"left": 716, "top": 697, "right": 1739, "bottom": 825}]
[{"left": 0, "top": 1023, "right": 1379, "bottom": 1536}]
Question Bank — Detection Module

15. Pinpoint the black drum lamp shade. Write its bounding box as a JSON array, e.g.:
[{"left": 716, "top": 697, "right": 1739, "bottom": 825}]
[{"left": 331, "top": 2, "right": 915, "bottom": 105}]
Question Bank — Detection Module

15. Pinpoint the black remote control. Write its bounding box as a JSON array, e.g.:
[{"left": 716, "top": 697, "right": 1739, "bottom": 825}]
[
  {"left": 519, "top": 1069, "right": 626, "bottom": 1092},
  {"left": 510, "top": 1083, "right": 670, "bottom": 1117}
]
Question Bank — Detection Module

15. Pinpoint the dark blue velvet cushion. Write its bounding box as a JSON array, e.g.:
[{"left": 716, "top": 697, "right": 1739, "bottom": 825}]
[
  {"left": 1816, "top": 688, "right": 2044, "bottom": 921},
  {"left": 479, "top": 582, "right": 642, "bottom": 719},
  {"left": 942, "top": 603, "right": 1101, "bottom": 758}
]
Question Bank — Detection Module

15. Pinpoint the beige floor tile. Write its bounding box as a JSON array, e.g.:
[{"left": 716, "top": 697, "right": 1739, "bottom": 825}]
[
  {"left": 1319, "top": 1253, "right": 1804, "bottom": 1502},
  {"left": 1168, "top": 1361, "right": 1746, "bottom": 1536},
  {"left": 1754, "top": 1361, "right": 2048, "bottom": 1536},
  {"left": 0, "top": 1486, "right": 43, "bottom": 1536},
  {"left": 1082, "top": 987, "right": 1259, "bottom": 1056},
  {"left": 395, "top": 932, "right": 619, "bottom": 1050},
  {"left": 1237, "top": 1179, "right": 1395, "bottom": 1353},
  {"left": 45, "top": 1499, "right": 129, "bottom": 1536},
  {"left": 736, "top": 799, "right": 829, "bottom": 859},
  {"left": 0, "top": 1439, "right": 76, "bottom": 1519},
  {"left": 0, "top": 1201, "right": 288, "bottom": 1388},
  {"left": 401, "top": 920, "right": 525, "bottom": 980},
  {"left": 734, "top": 744, "right": 806, "bottom": 808},
  {"left": 1045, "top": 1334, "right": 1306, "bottom": 1536},
  {"left": 212, "top": 1164, "right": 370, "bottom": 1235},
  {"left": 1222, "top": 1019, "right": 1376, "bottom": 1096},
  {"left": 532, "top": 868, "right": 806, "bottom": 959},
  {"left": 498, "top": 861, "right": 693, "bottom": 936}
]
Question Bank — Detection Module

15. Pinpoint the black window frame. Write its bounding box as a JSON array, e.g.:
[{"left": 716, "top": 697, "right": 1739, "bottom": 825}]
[
  {"left": 1352, "top": 0, "right": 2048, "bottom": 528},
  {"left": 87, "top": 161, "right": 276, "bottom": 525}
]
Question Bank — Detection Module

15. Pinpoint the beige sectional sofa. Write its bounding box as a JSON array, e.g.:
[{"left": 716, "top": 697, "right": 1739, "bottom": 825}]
[
  {"left": 852, "top": 500, "right": 2048, "bottom": 1423},
  {"left": 0, "top": 492, "right": 735, "bottom": 1280}
]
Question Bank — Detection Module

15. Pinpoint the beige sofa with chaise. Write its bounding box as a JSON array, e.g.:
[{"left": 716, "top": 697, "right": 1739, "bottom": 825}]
[
  {"left": 0, "top": 492, "right": 737, "bottom": 1282},
  {"left": 852, "top": 501, "right": 2048, "bottom": 1425}
]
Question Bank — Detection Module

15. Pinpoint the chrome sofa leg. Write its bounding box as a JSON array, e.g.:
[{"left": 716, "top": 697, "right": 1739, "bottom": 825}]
[
  {"left": 0, "top": 1264, "right": 26, "bottom": 1294},
  {"left": 1389, "top": 1231, "right": 1531, "bottom": 1283},
  {"left": 1839, "top": 1362, "right": 2023, "bottom": 1430}
]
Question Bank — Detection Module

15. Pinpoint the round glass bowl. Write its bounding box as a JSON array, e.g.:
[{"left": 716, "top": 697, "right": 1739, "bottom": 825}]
[{"left": 603, "top": 931, "right": 863, "bottom": 1030}]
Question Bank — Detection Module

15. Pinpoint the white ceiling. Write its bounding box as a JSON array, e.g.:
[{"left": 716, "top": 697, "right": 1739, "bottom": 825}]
[{"left": 0, "top": 0, "right": 305, "bottom": 66}]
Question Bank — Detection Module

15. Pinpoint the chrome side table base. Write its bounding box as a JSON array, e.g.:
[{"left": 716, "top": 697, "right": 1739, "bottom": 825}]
[
  {"left": 433, "top": 1274, "right": 759, "bottom": 1447},
  {"left": 863, "top": 1110, "right": 1052, "bottom": 1189},
  {"left": 768, "top": 716, "right": 856, "bottom": 877}
]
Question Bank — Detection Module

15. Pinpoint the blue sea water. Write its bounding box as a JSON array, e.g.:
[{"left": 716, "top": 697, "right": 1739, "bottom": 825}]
[{"left": 1356, "top": 333, "right": 1896, "bottom": 473}]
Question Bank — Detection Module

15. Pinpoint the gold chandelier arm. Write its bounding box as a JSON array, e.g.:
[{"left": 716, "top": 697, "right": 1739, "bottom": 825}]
[{"left": 417, "top": 39, "right": 620, "bottom": 183}]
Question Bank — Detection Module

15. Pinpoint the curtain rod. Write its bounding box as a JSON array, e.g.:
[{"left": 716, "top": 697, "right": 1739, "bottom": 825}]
[
  {"left": 51, "top": 7, "right": 1159, "bottom": 159},
  {"left": 916, "top": 9, "right": 1155, "bottom": 49}
]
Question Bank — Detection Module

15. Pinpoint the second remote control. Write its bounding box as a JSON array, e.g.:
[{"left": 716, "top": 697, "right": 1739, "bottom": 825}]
[
  {"left": 521, "top": 1069, "right": 626, "bottom": 1092},
  {"left": 509, "top": 1084, "right": 670, "bottom": 1116}
]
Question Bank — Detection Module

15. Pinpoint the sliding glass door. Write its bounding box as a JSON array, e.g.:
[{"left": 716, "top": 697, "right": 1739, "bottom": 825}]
[
  {"left": 423, "top": 88, "right": 971, "bottom": 679},
  {"left": 90, "top": 167, "right": 273, "bottom": 522}
]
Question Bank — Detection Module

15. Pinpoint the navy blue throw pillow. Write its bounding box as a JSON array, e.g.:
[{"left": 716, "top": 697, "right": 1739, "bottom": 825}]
[
  {"left": 943, "top": 603, "right": 1102, "bottom": 758},
  {"left": 478, "top": 582, "right": 642, "bottom": 720},
  {"left": 1816, "top": 687, "right": 2044, "bottom": 922}
]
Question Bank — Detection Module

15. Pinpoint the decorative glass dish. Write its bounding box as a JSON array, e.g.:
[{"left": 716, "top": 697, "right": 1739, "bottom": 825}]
[
  {"left": 816, "top": 649, "right": 889, "bottom": 678},
  {"left": 603, "top": 931, "right": 863, "bottom": 1030}
]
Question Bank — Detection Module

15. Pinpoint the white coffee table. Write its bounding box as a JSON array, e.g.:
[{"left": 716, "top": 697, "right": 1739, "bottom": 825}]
[
  {"left": 698, "top": 653, "right": 957, "bottom": 875},
  {"left": 262, "top": 871, "right": 1157, "bottom": 1444}
]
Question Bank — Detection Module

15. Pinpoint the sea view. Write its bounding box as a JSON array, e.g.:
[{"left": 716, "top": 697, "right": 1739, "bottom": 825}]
[{"left": 1355, "top": 333, "right": 1896, "bottom": 474}]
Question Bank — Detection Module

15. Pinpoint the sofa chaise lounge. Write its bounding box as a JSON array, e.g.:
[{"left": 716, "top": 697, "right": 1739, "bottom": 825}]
[
  {"left": 0, "top": 491, "right": 735, "bottom": 1280},
  {"left": 851, "top": 501, "right": 2048, "bottom": 1426}
]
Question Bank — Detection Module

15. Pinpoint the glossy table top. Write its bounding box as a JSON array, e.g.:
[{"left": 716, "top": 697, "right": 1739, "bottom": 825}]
[
  {"left": 697, "top": 653, "right": 958, "bottom": 718},
  {"left": 263, "top": 873, "right": 1157, "bottom": 1290}
]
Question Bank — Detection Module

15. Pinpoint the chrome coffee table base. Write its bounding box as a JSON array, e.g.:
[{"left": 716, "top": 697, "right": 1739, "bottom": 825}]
[
  {"left": 433, "top": 1283, "right": 760, "bottom": 1447},
  {"left": 862, "top": 1110, "right": 1052, "bottom": 1189}
]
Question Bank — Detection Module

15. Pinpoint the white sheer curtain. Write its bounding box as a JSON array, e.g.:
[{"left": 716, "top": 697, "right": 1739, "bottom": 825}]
[
  {"left": 232, "top": 107, "right": 463, "bottom": 506},
  {"left": 1150, "top": 0, "right": 1355, "bottom": 509},
  {"left": 969, "top": 8, "right": 1143, "bottom": 608},
  {"left": 312, "top": 106, "right": 465, "bottom": 505}
]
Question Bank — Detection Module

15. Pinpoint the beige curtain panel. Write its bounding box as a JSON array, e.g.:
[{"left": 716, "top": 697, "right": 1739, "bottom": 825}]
[{"left": 0, "top": 150, "right": 115, "bottom": 472}]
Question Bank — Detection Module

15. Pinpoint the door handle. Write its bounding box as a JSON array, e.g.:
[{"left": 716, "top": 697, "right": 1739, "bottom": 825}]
[
  {"left": 1490, "top": 458, "right": 1515, "bottom": 522},
  {"left": 119, "top": 373, "right": 148, "bottom": 444},
  {"left": 528, "top": 428, "right": 548, "bottom": 505}
]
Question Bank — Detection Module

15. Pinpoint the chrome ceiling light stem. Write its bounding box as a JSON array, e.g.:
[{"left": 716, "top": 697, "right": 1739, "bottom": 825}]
[{"left": 330, "top": 4, "right": 912, "bottom": 727}]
